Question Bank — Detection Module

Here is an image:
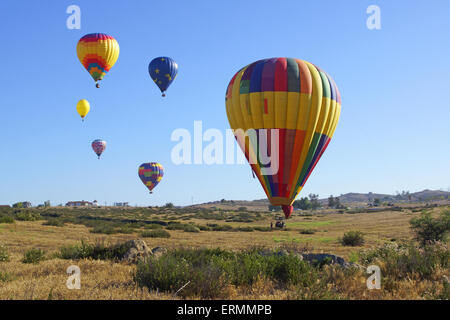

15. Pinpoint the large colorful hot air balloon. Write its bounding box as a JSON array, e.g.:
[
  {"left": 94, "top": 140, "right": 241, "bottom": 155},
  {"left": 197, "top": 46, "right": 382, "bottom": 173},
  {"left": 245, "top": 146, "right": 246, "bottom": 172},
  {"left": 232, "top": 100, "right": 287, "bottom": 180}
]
[
  {"left": 225, "top": 58, "right": 341, "bottom": 219},
  {"left": 76, "top": 99, "right": 90, "bottom": 121},
  {"left": 91, "top": 139, "right": 106, "bottom": 159},
  {"left": 138, "top": 163, "right": 164, "bottom": 193},
  {"left": 77, "top": 33, "right": 120, "bottom": 88},
  {"left": 148, "top": 57, "right": 178, "bottom": 97}
]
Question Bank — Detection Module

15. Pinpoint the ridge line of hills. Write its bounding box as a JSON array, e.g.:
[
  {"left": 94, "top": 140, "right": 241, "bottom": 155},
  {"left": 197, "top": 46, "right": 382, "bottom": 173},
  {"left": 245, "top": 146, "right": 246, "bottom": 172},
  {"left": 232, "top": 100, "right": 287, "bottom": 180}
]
[{"left": 191, "top": 189, "right": 450, "bottom": 208}]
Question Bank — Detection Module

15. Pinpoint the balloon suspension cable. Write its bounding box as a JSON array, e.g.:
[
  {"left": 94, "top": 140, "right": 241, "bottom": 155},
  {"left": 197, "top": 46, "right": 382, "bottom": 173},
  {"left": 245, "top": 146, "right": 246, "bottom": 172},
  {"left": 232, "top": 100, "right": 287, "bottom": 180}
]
[{"left": 251, "top": 169, "right": 255, "bottom": 179}]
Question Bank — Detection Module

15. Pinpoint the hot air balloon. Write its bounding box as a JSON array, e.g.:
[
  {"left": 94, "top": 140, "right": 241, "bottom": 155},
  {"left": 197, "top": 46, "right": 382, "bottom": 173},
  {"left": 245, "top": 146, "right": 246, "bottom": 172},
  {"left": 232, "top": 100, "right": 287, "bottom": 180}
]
[
  {"left": 91, "top": 139, "right": 106, "bottom": 159},
  {"left": 225, "top": 58, "right": 341, "bottom": 219},
  {"left": 138, "top": 163, "right": 164, "bottom": 193},
  {"left": 76, "top": 99, "right": 90, "bottom": 121},
  {"left": 77, "top": 33, "right": 120, "bottom": 88},
  {"left": 148, "top": 57, "right": 178, "bottom": 97}
]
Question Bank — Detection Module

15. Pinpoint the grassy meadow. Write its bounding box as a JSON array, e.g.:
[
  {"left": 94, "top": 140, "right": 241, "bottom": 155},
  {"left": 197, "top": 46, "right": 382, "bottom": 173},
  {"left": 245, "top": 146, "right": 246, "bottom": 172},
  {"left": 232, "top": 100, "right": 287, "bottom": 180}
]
[{"left": 0, "top": 204, "right": 448, "bottom": 300}]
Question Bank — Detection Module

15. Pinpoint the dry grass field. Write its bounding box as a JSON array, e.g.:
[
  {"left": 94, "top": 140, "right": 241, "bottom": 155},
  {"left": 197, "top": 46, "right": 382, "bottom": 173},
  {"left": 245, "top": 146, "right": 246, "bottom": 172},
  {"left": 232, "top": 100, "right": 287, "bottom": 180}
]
[{"left": 0, "top": 204, "right": 448, "bottom": 300}]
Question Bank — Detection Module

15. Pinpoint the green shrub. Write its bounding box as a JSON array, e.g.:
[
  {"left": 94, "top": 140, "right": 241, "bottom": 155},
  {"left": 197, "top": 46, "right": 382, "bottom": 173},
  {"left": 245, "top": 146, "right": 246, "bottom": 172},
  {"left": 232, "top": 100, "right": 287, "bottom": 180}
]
[
  {"left": 134, "top": 247, "right": 314, "bottom": 298},
  {"left": 166, "top": 222, "right": 185, "bottom": 231},
  {"left": 207, "top": 224, "right": 233, "bottom": 231},
  {"left": 358, "top": 241, "right": 449, "bottom": 281},
  {"left": 135, "top": 254, "right": 227, "bottom": 298},
  {"left": 15, "top": 211, "right": 41, "bottom": 221},
  {"left": 341, "top": 231, "right": 365, "bottom": 246},
  {"left": 0, "top": 216, "right": 14, "bottom": 224},
  {"left": 91, "top": 225, "right": 116, "bottom": 234},
  {"left": 22, "top": 248, "right": 46, "bottom": 264},
  {"left": 237, "top": 226, "right": 254, "bottom": 232},
  {"left": 0, "top": 271, "right": 13, "bottom": 282},
  {"left": 254, "top": 226, "right": 272, "bottom": 232},
  {"left": 58, "top": 240, "right": 132, "bottom": 261},
  {"left": 183, "top": 224, "right": 200, "bottom": 233},
  {"left": 410, "top": 211, "right": 449, "bottom": 246},
  {"left": 58, "top": 241, "right": 94, "bottom": 260},
  {"left": 299, "top": 229, "right": 316, "bottom": 235},
  {"left": 117, "top": 226, "right": 135, "bottom": 234},
  {"left": 42, "top": 219, "right": 65, "bottom": 227},
  {"left": 140, "top": 229, "right": 171, "bottom": 238},
  {"left": 144, "top": 224, "right": 162, "bottom": 229},
  {"left": 0, "top": 244, "right": 9, "bottom": 262},
  {"left": 166, "top": 222, "right": 199, "bottom": 233}
]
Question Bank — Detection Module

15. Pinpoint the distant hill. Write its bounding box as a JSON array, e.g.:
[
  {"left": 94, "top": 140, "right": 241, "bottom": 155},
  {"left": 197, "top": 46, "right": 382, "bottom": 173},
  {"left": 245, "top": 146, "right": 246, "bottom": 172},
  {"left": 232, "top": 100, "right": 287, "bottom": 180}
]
[
  {"left": 335, "top": 189, "right": 450, "bottom": 204},
  {"left": 190, "top": 189, "right": 450, "bottom": 210}
]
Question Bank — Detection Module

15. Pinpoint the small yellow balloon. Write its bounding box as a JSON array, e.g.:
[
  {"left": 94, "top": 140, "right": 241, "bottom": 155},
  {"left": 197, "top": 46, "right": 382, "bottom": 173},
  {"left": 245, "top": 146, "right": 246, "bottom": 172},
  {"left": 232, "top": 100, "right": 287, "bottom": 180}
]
[{"left": 76, "top": 99, "right": 90, "bottom": 121}]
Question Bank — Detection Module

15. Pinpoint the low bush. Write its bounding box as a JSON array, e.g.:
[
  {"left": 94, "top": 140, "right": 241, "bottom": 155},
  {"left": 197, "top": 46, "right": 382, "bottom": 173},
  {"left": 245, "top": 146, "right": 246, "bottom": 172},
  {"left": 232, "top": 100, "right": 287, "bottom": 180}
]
[
  {"left": 116, "top": 226, "right": 135, "bottom": 234},
  {"left": 0, "top": 271, "right": 13, "bottom": 282},
  {"left": 207, "top": 224, "right": 233, "bottom": 231},
  {"left": 58, "top": 240, "right": 132, "bottom": 261},
  {"left": 42, "top": 219, "right": 65, "bottom": 227},
  {"left": 0, "top": 216, "right": 14, "bottom": 224},
  {"left": 134, "top": 247, "right": 314, "bottom": 298},
  {"left": 299, "top": 229, "right": 316, "bottom": 235},
  {"left": 14, "top": 211, "right": 41, "bottom": 221},
  {"left": 236, "top": 226, "right": 254, "bottom": 232},
  {"left": 410, "top": 210, "right": 449, "bottom": 246},
  {"left": 253, "top": 227, "right": 272, "bottom": 232},
  {"left": 183, "top": 224, "right": 200, "bottom": 233},
  {"left": 144, "top": 224, "right": 162, "bottom": 230},
  {"left": 340, "top": 231, "right": 365, "bottom": 246},
  {"left": 140, "top": 229, "right": 171, "bottom": 238},
  {"left": 166, "top": 222, "right": 200, "bottom": 233},
  {"left": 0, "top": 244, "right": 9, "bottom": 262},
  {"left": 22, "top": 248, "right": 46, "bottom": 264},
  {"left": 358, "top": 241, "right": 449, "bottom": 281},
  {"left": 91, "top": 225, "right": 116, "bottom": 235}
]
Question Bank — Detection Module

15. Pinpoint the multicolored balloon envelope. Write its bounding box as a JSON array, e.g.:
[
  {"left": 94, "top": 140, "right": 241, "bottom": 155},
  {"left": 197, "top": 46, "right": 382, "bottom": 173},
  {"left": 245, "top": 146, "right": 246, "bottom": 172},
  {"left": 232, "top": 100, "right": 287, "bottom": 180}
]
[
  {"left": 92, "top": 139, "right": 106, "bottom": 159},
  {"left": 76, "top": 99, "right": 90, "bottom": 121},
  {"left": 77, "top": 33, "right": 120, "bottom": 88},
  {"left": 138, "top": 163, "right": 164, "bottom": 193},
  {"left": 148, "top": 57, "right": 178, "bottom": 97},
  {"left": 225, "top": 58, "right": 341, "bottom": 219}
]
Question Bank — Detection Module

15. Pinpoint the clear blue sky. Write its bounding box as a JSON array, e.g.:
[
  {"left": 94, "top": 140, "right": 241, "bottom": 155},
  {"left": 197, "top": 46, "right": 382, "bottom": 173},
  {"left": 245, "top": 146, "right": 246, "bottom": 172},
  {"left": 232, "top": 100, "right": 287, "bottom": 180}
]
[{"left": 0, "top": 0, "right": 449, "bottom": 206}]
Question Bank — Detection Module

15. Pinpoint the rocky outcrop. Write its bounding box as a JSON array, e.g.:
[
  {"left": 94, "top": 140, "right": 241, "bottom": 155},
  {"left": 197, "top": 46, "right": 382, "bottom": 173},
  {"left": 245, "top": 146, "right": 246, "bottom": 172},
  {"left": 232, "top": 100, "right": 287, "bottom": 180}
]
[
  {"left": 301, "top": 253, "right": 361, "bottom": 268},
  {"left": 258, "top": 249, "right": 362, "bottom": 269},
  {"left": 151, "top": 246, "right": 167, "bottom": 258},
  {"left": 122, "top": 239, "right": 153, "bottom": 263},
  {"left": 121, "top": 240, "right": 168, "bottom": 263}
]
